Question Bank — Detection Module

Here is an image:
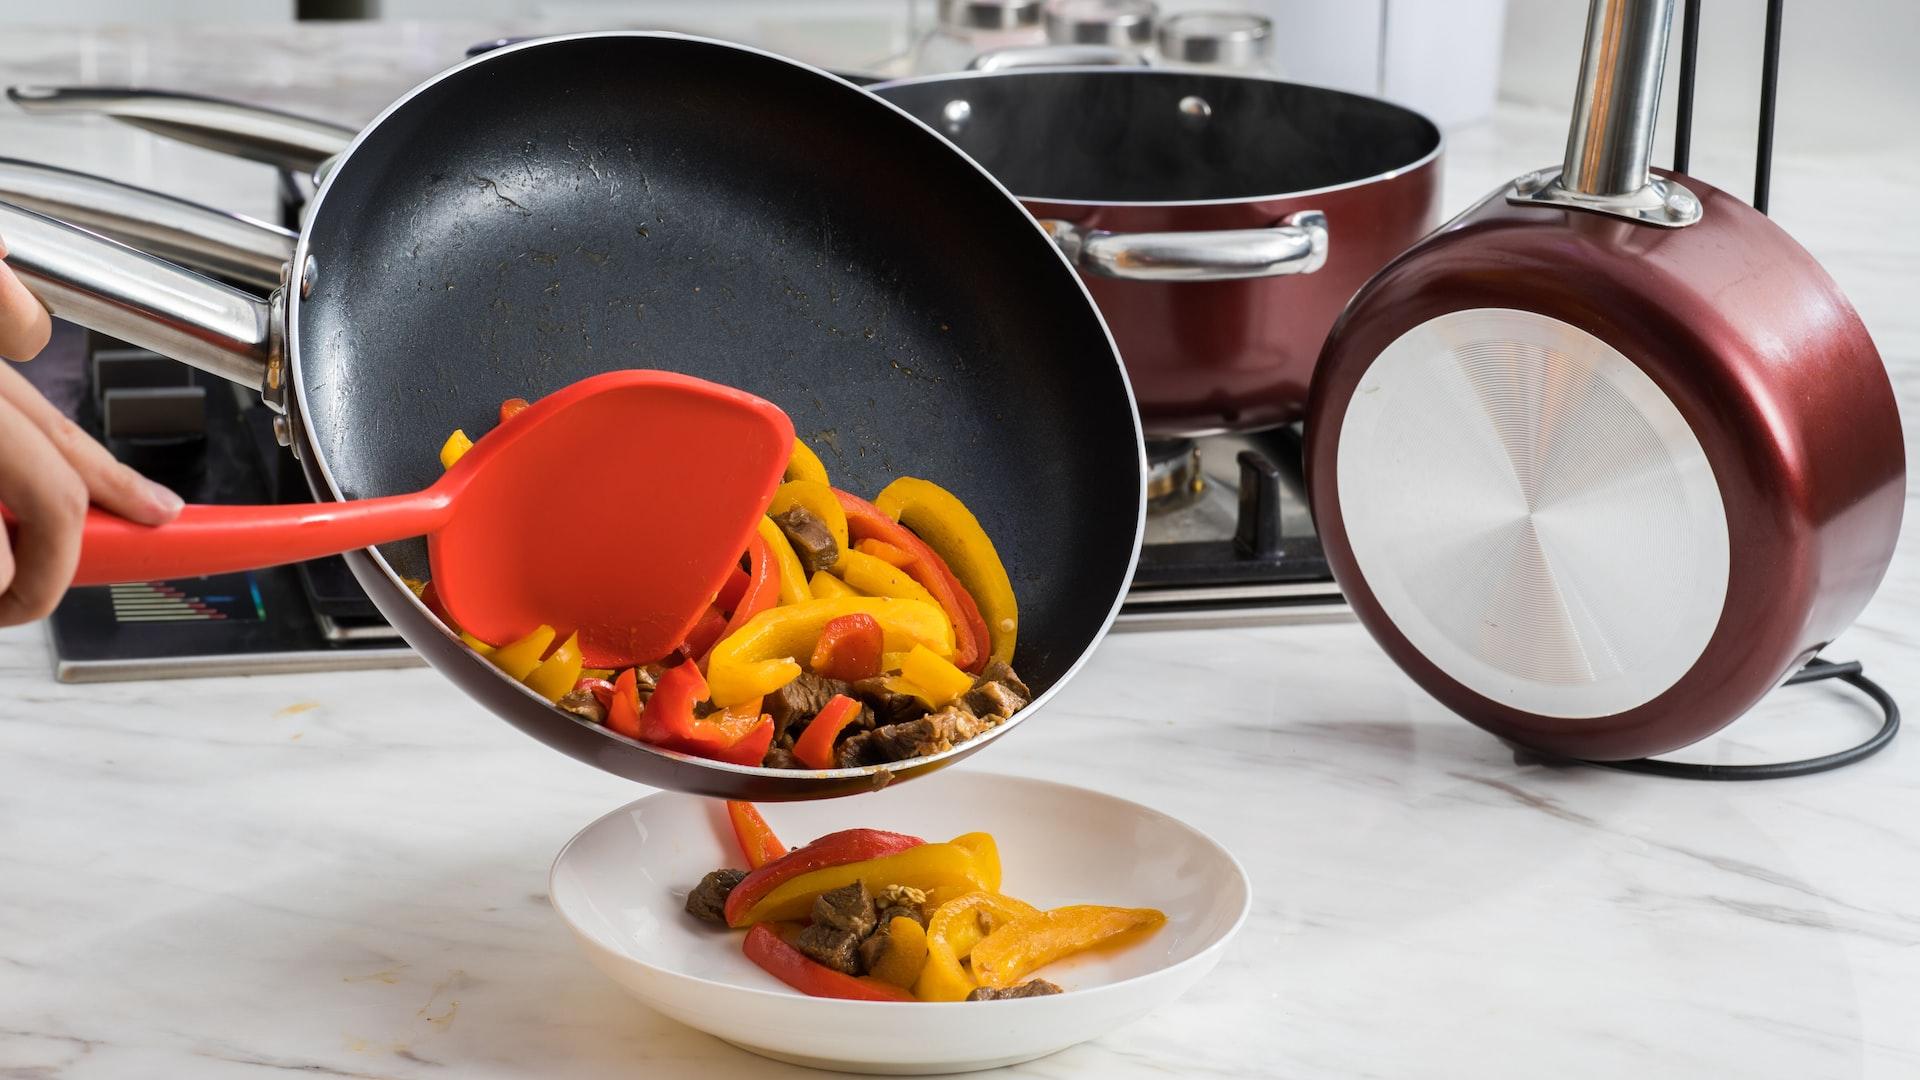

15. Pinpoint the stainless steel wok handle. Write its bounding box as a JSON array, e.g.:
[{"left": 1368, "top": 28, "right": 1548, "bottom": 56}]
[
  {"left": 1041, "top": 210, "right": 1328, "bottom": 282},
  {"left": 967, "top": 44, "right": 1149, "bottom": 71},
  {"left": 0, "top": 200, "right": 277, "bottom": 390},
  {"left": 7, "top": 86, "right": 355, "bottom": 175},
  {"left": 0, "top": 158, "right": 296, "bottom": 289}
]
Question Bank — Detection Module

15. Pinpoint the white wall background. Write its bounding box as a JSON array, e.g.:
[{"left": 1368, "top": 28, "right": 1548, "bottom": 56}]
[{"left": 1501, "top": 0, "right": 1920, "bottom": 160}]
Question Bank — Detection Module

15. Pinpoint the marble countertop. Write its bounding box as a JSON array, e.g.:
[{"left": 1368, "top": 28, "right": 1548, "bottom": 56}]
[{"left": 4, "top": 19, "right": 1920, "bottom": 1080}]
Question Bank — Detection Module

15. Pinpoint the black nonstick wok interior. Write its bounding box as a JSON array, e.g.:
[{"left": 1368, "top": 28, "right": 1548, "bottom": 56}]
[
  {"left": 871, "top": 68, "right": 1442, "bottom": 202},
  {"left": 286, "top": 35, "right": 1142, "bottom": 787}
]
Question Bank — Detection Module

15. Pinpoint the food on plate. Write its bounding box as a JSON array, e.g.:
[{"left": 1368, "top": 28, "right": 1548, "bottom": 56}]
[
  {"left": 684, "top": 807, "right": 1166, "bottom": 1003},
  {"left": 418, "top": 394, "right": 1030, "bottom": 770}
]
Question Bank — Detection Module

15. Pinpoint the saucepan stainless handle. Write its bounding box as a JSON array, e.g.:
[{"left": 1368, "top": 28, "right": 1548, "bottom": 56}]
[
  {"left": 0, "top": 158, "right": 296, "bottom": 289},
  {"left": 967, "top": 44, "right": 1150, "bottom": 71},
  {"left": 0, "top": 200, "right": 277, "bottom": 390},
  {"left": 7, "top": 86, "right": 355, "bottom": 175},
  {"left": 1041, "top": 210, "right": 1329, "bottom": 282}
]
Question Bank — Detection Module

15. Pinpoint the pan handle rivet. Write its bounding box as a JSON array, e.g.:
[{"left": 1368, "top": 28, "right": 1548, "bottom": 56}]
[
  {"left": 299, "top": 255, "right": 318, "bottom": 299},
  {"left": 1178, "top": 95, "right": 1213, "bottom": 121}
]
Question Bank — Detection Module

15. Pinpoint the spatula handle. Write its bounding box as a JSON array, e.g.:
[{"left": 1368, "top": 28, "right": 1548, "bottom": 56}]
[{"left": 55, "top": 493, "right": 452, "bottom": 586}]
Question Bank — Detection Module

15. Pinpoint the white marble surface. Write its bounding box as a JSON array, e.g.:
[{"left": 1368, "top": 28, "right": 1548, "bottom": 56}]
[{"left": 4, "top": 19, "right": 1920, "bottom": 1080}]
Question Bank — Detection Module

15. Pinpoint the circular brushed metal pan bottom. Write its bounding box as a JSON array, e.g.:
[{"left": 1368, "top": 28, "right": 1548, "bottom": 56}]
[{"left": 1335, "top": 308, "right": 1729, "bottom": 719}]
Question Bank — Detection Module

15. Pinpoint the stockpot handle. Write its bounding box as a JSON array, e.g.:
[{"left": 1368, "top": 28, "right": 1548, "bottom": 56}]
[
  {"left": 967, "top": 44, "right": 1150, "bottom": 71},
  {"left": 0, "top": 158, "right": 296, "bottom": 290},
  {"left": 7, "top": 86, "right": 355, "bottom": 175},
  {"left": 0, "top": 200, "right": 277, "bottom": 390},
  {"left": 1041, "top": 210, "right": 1329, "bottom": 282}
]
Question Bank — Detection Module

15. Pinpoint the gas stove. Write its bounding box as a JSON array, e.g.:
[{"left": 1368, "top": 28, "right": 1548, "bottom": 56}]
[
  {"left": 1117, "top": 427, "right": 1347, "bottom": 630},
  {"left": 34, "top": 321, "right": 421, "bottom": 682}
]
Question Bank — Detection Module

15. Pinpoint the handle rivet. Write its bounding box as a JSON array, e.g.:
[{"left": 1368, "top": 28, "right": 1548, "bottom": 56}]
[
  {"left": 940, "top": 99, "right": 972, "bottom": 134},
  {"left": 299, "top": 255, "right": 318, "bottom": 299}
]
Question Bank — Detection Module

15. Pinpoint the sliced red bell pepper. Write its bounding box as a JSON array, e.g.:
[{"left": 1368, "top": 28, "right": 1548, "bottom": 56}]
[
  {"left": 681, "top": 604, "right": 730, "bottom": 659},
  {"left": 715, "top": 564, "right": 751, "bottom": 615},
  {"left": 499, "top": 397, "right": 531, "bottom": 423},
  {"left": 605, "top": 668, "right": 642, "bottom": 739},
  {"left": 727, "top": 802, "right": 787, "bottom": 868},
  {"left": 706, "top": 533, "right": 780, "bottom": 666},
  {"left": 574, "top": 676, "right": 616, "bottom": 709},
  {"left": 723, "top": 827, "right": 925, "bottom": 926},
  {"left": 743, "top": 924, "right": 915, "bottom": 1002},
  {"left": 792, "top": 694, "right": 864, "bottom": 770},
  {"left": 418, "top": 580, "right": 452, "bottom": 627},
  {"left": 634, "top": 661, "right": 772, "bottom": 764},
  {"left": 835, "top": 489, "right": 986, "bottom": 672},
  {"left": 808, "top": 614, "right": 884, "bottom": 682}
]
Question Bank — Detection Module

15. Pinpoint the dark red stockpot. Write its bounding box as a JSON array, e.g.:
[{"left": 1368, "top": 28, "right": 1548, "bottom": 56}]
[{"left": 870, "top": 67, "right": 1443, "bottom": 435}]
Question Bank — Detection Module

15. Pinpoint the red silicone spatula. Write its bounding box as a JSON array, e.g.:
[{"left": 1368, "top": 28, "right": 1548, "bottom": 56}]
[{"left": 59, "top": 370, "right": 792, "bottom": 667}]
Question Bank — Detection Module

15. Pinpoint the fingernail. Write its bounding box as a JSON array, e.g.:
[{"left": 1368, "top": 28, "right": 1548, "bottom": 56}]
[{"left": 147, "top": 479, "right": 184, "bottom": 516}]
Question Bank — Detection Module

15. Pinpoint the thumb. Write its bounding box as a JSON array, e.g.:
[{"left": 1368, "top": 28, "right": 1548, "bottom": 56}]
[{"left": 0, "top": 239, "right": 55, "bottom": 362}]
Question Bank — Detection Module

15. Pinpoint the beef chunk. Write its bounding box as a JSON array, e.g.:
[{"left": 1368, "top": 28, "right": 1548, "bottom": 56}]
[
  {"left": 811, "top": 883, "right": 876, "bottom": 937},
  {"left": 857, "top": 925, "right": 893, "bottom": 974},
  {"left": 875, "top": 884, "right": 929, "bottom": 925},
  {"left": 851, "top": 677, "right": 933, "bottom": 727},
  {"left": 967, "top": 980, "right": 1063, "bottom": 1001},
  {"left": 963, "top": 660, "right": 1030, "bottom": 719},
  {"left": 835, "top": 705, "right": 994, "bottom": 767},
  {"left": 773, "top": 506, "right": 839, "bottom": 576},
  {"left": 974, "top": 660, "right": 1031, "bottom": 700},
  {"left": 794, "top": 923, "right": 865, "bottom": 975},
  {"left": 556, "top": 688, "right": 607, "bottom": 725},
  {"left": 684, "top": 868, "right": 746, "bottom": 923},
  {"left": 761, "top": 745, "right": 801, "bottom": 770},
  {"left": 766, "top": 673, "right": 854, "bottom": 738}
]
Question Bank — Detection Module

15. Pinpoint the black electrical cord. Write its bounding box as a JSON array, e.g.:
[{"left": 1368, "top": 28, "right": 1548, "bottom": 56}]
[
  {"left": 1672, "top": 0, "right": 1701, "bottom": 173},
  {"left": 1753, "top": 0, "right": 1785, "bottom": 213},
  {"left": 1578, "top": 659, "right": 1899, "bottom": 780}
]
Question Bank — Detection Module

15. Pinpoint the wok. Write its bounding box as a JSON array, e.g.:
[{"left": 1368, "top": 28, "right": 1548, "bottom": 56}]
[{"left": 0, "top": 33, "right": 1145, "bottom": 799}]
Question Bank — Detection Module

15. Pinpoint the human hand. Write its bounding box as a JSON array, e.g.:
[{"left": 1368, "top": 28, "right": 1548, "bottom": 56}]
[{"left": 1, "top": 238, "right": 184, "bottom": 625}]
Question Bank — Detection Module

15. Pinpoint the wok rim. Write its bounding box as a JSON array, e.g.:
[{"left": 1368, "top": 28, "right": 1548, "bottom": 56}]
[{"left": 285, "top": 31, "right": 1148, "bottom": 787}]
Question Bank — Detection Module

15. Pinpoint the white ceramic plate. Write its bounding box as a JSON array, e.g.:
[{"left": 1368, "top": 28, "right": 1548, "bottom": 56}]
[{"left": 549, "top": 770, "right": 1251, "bottom": 1074}]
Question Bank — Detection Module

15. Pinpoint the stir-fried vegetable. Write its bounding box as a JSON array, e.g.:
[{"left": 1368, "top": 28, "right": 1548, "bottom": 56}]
[
  {"left": 691, "top": 811, "right": 1164, "bottom": 1004},
  {"left": 726, "top": 801, "right": 787, "bottom": 869},
  {"left": 705, "top": 596, "right": 954, "bottom": 707},
  {"left": 430, "top": 392, "right": 1026, "bottom": 770},
  {"left": 743, "top": 925, "right": 916, "bottom": 1002}
]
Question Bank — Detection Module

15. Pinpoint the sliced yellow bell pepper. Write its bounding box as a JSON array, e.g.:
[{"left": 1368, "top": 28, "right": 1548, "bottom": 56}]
[
  {"left": 785, "top": 436, "right": 830, "bottom": 485},
  {"left": 868, "top": 916, "right": 930, "bottom": 989},
  {"left": 489, "top": 624, "right": 556, "bottom": 681},
  {"left": 970, "top": 905, "right": 1167, "bottom": 990},
  {"left": 402, "top": 577, "right": 428, "bottom": 598},
  {"left": 882, "top": 674, "right": 939, "bottom": 709},
  {"left": 706, "top": 597, "right": 954, "bottom": 706},
  {"left": 756, "top": 517, "right": 812, "bottom": 606},
  {"left": 900, "top": 645, "right": 974, "bottom": 707},
  {"left": 914, "top": 891, "right": 1042, "bottom": 1002},
  {"left": 525, "top": 632, "right": 583, "bottom": 702},
  {"left": 769, "top": 479, "right": 849, "bottom": 554},
  {"left": 947, "top": 832, "right": 1001, "bottom": 893},
  {"left": 439, "top": 429, "right": 473, "bottom": 470},
  {"left": 580, "top": 667, "right": 614, "bottom": 681},
  {"left": 835, "top": 548, "right": 944, "bottom": 614},
  {"left": 880, "top": 650, "right": 912, "bottom": 673},
  {"left": 732, "top": 838, "right": 994, "bottom": 925},
  {"left": 875, "top": 477, "right": 1018, "bottom": 665},
  {"left": 459, "top": 630, "right": 495, "bottom": 657},
  {"left": 809, "top": 569, "right": 859, "bottom": 600}
]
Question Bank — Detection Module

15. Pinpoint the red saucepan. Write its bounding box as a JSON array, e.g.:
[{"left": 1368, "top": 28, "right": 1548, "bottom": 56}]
[
  {"left": 868, "top": 67, "right": 1443, "bottom": 435},
  {"left": 1306, "top": 0, "right": 1904, "bottom": 762}
]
